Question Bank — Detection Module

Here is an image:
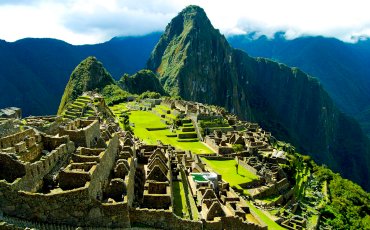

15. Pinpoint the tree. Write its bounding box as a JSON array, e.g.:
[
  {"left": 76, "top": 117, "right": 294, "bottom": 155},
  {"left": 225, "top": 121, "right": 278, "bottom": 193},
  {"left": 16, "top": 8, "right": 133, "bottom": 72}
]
[
  {"left": 232, "top": 144, "right": 244, "bottom": 154},
  {"left": 121, "top": 113, "right": 132, "bottom": 133}
]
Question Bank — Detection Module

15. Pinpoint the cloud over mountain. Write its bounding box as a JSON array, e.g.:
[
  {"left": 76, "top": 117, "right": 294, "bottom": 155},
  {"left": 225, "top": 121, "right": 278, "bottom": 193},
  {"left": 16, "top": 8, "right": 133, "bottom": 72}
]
[{"left": 0, "top": 0, "right": 370, "bottom": 44}]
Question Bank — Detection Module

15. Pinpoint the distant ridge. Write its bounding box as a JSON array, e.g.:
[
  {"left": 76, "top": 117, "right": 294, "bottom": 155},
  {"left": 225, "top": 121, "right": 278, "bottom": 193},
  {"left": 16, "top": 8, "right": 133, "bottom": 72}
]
[
  {"left": 228, "top": 33, "right": 370, "bottom": 137},
  {"left": 0, "top": 33, "right": 161, "bottom": 116}
]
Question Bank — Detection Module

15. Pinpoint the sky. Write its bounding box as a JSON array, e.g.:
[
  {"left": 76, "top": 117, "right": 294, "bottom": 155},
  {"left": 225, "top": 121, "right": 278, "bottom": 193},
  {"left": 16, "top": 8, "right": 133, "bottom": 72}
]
[{"left": 0, "top": 0, "right": 370, "bottom": 45}]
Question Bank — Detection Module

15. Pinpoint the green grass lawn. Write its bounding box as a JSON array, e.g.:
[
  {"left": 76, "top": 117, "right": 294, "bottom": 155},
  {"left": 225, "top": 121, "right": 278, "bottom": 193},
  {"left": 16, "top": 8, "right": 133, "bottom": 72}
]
[
  {"left": 128, "top": 110, "right": 213, "bottom": 154},
  {"left": 201, "top": 158, "right": 259, "bottom": 191},
  {"left": 259, "top": 194, "right": 282, "bottom": 203},
  {"left": 173, "top": 181, "right": 189, "bottom": 218}
]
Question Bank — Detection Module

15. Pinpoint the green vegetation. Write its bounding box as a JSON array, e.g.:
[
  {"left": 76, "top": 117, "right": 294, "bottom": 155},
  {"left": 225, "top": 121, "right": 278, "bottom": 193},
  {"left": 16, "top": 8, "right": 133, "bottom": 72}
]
[
  {"left": 199, "top": 118, "right": 232, "bottom": 136},
  {"left": 62, "top": 95, "right": 91, "bottom": 119},
  {"left": 130, "top": 110, "right": 166, "bottom": 131},
  {"left": 110, "top": 103, "right": 133, "bottom": 131},
  {"left": 201, "top": 158, "right": 258, "bottom": 193},
  {"left": 118, "top": 69, "right": 165, "bottom": 95},
  {"left": 137, "top": 91, "right": 161, "bottom": 100},
  {"left": 101, "top": 84, "right": 131, "bottom": 106},
  {"left": 312, "top": 164, "right": 370, "bottom": 229},
  {"left": 293, "top": 160, "right": 310, "bottom": 199},
  {"left": 232, "top": 144, "right": 244, "bottom": 153},
  {"left": 199, "top": 118, "right": 229, "bottom": 128}
]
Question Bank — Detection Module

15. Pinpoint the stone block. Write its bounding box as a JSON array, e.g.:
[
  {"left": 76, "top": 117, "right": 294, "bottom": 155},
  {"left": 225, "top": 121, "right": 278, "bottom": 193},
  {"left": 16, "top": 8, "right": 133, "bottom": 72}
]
[{"left": 1, "top": 147, "right": 16, "bottom": 154}]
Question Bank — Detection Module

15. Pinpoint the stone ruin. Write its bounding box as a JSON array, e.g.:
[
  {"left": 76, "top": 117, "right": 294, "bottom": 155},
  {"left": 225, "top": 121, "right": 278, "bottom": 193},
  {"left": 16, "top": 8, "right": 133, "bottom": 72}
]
[
  {"left": 0, "top": 116, "right": 137, "bottom": 228},
  {"left": 0, "top": 95, "right": 299, "bottom": 229}
]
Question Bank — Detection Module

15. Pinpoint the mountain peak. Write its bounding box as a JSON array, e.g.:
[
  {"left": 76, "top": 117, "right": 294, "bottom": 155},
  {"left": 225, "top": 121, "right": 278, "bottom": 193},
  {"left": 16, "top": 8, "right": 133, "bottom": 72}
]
[
  {"left": 147, "top": 5, "right": 229, "bottom": 96},
  {"left": 173, "top": 5, "right": 214, "bottom": 33},
  {"left": 57, "top": 56, "right": 115, "bottom": 114},
  {"left": 179, "top": 5, "right": 207, "bottom": 18}
]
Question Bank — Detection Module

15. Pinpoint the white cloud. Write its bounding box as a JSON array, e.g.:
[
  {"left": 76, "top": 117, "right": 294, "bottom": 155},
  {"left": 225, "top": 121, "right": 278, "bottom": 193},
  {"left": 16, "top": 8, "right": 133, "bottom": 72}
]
[{"left": 0, "top": 0, "right": 370, "bottom": 44}]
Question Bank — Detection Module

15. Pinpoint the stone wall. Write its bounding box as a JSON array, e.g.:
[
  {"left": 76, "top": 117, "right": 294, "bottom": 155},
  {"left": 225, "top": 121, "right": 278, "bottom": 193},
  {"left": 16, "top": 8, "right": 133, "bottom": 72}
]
[
  {"left": 41, "top": 134, "right": 71, "bottom": 151},
  {"left": 0, "top": 133, "right": 132, "bottom": 228},
  {"left": 0, "top": 119, "right": 20, "bottom": 138},
  {"left": 205, "top": 136, "right": 220, "bottom": 152},
  {"left": 13, "top": 142, "right": 74, "bottom": 192},
  {"left": 130, "top": 208, "right": 202, "bottom": 230},
  {"left": 125, "top": 157, "right": 136, "bottom": 206},
  {"left": 218, "top": 146, "right": 234, "bottom": 155},
  {"left": 0, "top": 183, "right": 131, "bottom": 228},
  {"left": 60, "top": 120, "right": 100, "bottom": 148},
  {"left": 252, "top": 178, "right": 290, "bottom": 199},
  {"left": 0, "top": 129, "right": 35, "bottom": 149},
  {"left": 87, "top": 133, "right": 119, "bottom": 198},
  {"left": 0, "top": 180, "right": 93, "bottom": 226},
  {"left": 126, "top": 212, "right": 271, "bottom": 230},
  {"left": 239, "top": 159, "right": 258, "bottom": 175}
]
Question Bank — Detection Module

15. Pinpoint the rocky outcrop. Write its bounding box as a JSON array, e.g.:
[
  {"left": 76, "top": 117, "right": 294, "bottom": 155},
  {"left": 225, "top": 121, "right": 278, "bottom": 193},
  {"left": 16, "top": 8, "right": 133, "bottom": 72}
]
[{"left": 147, "top": 5, "right": 370, "bottom": 190}]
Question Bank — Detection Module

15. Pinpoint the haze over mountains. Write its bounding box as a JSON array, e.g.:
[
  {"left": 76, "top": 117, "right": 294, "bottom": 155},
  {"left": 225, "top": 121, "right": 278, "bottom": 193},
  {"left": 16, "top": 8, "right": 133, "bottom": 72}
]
[{"left": 1, "top": 6, "right": 370, "bottom": 191}]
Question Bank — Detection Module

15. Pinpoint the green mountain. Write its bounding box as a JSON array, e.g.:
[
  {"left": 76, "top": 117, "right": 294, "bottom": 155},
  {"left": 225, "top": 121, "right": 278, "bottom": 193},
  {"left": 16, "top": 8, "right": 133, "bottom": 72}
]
[
  {"left": 58, "top": 56, "right": 115, "bottom": 114},
  {"left": 118, "top": 69, "right": 165, "bottom": 95},
  {"left": 147, "top": 5, "right": 370, "bottom": 190},
  {"left": 228, "top": 34, "right": 370, "bottom": 137},
  {"left": 0, "top": 33, "right": 161, "bottom": 116}
]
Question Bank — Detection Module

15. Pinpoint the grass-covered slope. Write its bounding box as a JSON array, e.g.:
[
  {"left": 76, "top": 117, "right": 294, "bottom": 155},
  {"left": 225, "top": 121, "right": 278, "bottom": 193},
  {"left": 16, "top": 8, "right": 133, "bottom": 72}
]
[
  {"left": 147, "top": 5, "right": 370, "bottom": 191},
  {"left": 58, "top": 56, "right": 115, "bottom": 114}
]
